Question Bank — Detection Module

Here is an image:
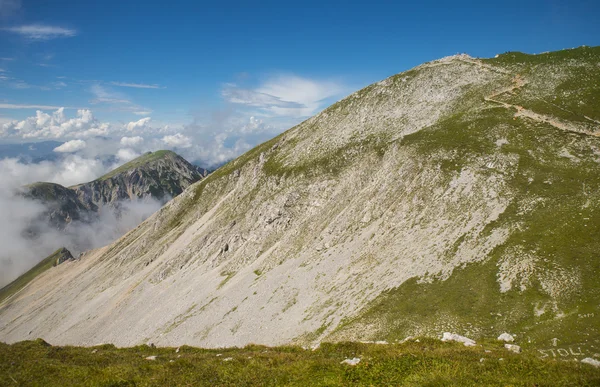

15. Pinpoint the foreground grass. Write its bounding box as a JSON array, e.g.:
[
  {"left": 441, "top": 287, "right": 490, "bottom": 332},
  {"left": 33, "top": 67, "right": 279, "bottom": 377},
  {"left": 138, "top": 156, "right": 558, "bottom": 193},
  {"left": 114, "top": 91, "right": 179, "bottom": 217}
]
[{"left": 1, "top": 339, "right": 599, "bottom": 386}]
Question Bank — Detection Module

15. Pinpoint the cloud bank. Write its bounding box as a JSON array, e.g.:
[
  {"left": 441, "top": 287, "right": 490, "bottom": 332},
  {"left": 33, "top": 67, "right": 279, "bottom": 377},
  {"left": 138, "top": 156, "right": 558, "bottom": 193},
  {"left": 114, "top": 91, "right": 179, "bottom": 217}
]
[{"left": 0, "top": 155, "right": 163, "bottom": 287}]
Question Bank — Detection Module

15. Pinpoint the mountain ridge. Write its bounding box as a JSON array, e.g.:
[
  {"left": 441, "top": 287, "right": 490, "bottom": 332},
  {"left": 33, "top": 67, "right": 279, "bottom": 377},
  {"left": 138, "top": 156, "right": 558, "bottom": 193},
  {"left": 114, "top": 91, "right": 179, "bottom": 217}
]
[
  {"left": 1, "top": 47, "right": 599, "bottom": 360},
  {"left": 20, "top": 150, "right": 207, "bottom": 229}
]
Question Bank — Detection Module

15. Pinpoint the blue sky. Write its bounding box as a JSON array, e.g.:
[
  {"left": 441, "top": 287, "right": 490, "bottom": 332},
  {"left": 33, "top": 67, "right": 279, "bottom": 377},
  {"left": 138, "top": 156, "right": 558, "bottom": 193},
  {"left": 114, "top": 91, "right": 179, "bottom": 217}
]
[{"left": 0, "top": 0, "right": 599, "bottom": 167}]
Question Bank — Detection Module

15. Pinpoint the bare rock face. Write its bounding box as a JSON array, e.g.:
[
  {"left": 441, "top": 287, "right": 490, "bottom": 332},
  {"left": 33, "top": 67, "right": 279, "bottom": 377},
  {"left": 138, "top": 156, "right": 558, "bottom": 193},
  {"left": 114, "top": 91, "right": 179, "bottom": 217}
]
[
  {"left": 55, "top": 248, "right": 74, "bottom": 265},
  {"left": 21, "top": 182, "right": 92, "bottom": 230},
  {"left": 71, "top": 150, "right": 208, "bottom": 210},
  {"left": 20, "top": 151, "right": 206, "bottom": 229},
  {"left": 1, "top": 47, "right": 600, "bottom": 358}
]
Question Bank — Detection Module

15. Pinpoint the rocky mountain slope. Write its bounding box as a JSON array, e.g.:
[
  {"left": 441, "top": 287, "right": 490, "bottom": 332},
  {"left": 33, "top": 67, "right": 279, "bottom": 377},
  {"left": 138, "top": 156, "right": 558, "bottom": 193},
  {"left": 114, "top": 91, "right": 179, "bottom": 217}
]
[
  {"left": 21, "top": 150, "right": 207, "bottom": 229},
  {"left": 21, "top": 182, "right": 91, "bottom": 230},
  {"left": 0, "top": 248, "right": 73, "bottom": 305},
  {"left": 1, "top": 47, "right": 599, "bottom": 360}
]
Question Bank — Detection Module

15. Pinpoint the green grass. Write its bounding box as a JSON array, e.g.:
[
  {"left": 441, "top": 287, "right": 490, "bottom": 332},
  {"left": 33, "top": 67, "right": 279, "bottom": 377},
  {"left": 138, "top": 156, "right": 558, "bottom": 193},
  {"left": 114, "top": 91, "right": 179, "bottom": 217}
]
[
  {"left": 92, "top": 150, "right": 177, "bottom": 182},
  {"left": 482, "top": 46, "right": 600, "bottom": 67},
  {"left": 1, "top": 339, "right": 599, "bottom": 386},
  {"left": 482, "top": 46, "right": 600, "bottom": 122},
  {"left": 0, "top": 248, "right": 65, "bottom": 305},
  {"left": 332, "top": 60, "right": 600, "bottom": 356},
  {"left": 22, "top": 182, "right": 71, "bottom": 201}
]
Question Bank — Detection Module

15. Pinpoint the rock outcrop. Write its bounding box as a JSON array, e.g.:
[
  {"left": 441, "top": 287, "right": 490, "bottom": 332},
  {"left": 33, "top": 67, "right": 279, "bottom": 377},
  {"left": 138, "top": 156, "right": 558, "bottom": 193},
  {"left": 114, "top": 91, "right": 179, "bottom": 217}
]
[{"left": 21, "top": 150, "right": 207, "bottom": 229}]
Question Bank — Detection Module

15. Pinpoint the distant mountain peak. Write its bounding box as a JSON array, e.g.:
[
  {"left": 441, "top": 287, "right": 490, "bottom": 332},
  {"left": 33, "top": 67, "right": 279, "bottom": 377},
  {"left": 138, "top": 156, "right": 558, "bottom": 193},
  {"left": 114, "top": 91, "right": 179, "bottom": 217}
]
[{"left": 22, "top": 150, "right": 206, "bottom": 228}]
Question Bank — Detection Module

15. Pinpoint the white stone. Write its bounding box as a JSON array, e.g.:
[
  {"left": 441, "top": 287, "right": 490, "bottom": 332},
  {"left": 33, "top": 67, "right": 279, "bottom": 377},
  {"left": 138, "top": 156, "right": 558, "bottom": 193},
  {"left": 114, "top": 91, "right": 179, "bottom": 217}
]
[
  {"left": 497, "top": 333, "right": 514, "bottom": 342},
  {"left": 581, "top": 358, "right": 600, "bottom": 367},
  {"left": 341, "top": 358, "right": 361, "bottom": 366},
  {"left": 441, "top": 332, "right": 476, "bottom": 347},
  {"left": 504, "top": 344, "right": 521, "bottom": 353},
  {"left": 145, "top": 356, "right": 157, "bottom": 360}
]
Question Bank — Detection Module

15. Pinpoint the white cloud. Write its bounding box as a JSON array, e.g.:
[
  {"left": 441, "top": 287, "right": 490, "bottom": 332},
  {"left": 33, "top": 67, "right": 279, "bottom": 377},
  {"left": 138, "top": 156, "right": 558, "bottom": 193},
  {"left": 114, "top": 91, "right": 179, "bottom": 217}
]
[
  {"left": 0, "top": 103, "right": 66, "bottom": 109},
  {"left": 1, "top": 108, "right": 111, "bottom": 139},
  {"left": 89, "top": 84, "right": 152, "bottom": 114},
  {"left": 221, "top": 85, "right": 304, "bottom": 109},
  {"left": 10, "top": 80, "right": 31, "bottom": 89},
  {"left": 162, "top": 133, "right": 192, "bottom": 148},
  {"left": 54, "top": 139, "right": 87, "bottom": 153},
  {"left": 120, "top": 136, "right": 144, "bottom": 147},
  {"left": 258, "top": 75, "right": 345, "bottom": 117},
  {"left": 126, "top": 117, "right": 151, "bottom": 132},
  {"left": 0, "top": 109, "right": 165, "bottom": 143},
  {"left": 133, "top": 111, "right": 152, "bottom": 116},
  {"left": 0, "top": 155, "right": 163, "bottom": 287},
  {"left": 222, "top": 75, "right": 346, "bottom": 118},
  {"left": 239, "top": 116, "right": 271, "bottom": 134},
  {"left": 4, "top": 24, "right": 77, "bottom": 40},
  {"left": 0, "top": 155, "right": 106, "bottom": 187},
  {"left": 116, "top": 148, "right": 140, "bottom": 163},
  {"left": 111, "top": 82, "right": 162, "bottom": 89},
  {"left": 90, "top": 84, "right": 131, "bottom": 105}
]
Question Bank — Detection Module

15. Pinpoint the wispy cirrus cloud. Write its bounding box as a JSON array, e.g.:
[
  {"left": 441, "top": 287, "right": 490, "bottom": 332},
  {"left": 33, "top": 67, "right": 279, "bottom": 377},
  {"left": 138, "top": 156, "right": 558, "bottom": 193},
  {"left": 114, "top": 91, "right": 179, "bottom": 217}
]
[
  {"left": 111, "top": 81, "right": 163, "bottom": 89},
  {"left": 0, "top": 103, "right": 68, "bottom": 109},
  {"left": 89, "top": 84, "right": 131, "bottom": 105},
  {"left": 89, "top": 84, "right": 154, "bottom": 114},
  {"left": 222, "top": 74, "right": 347, "bottom": 118},
  {"left": 4, "top": 24, "right": 76, "bottom": 40},
  {"left": 221, "top": 84, "right": 304, "bottom": 109}
]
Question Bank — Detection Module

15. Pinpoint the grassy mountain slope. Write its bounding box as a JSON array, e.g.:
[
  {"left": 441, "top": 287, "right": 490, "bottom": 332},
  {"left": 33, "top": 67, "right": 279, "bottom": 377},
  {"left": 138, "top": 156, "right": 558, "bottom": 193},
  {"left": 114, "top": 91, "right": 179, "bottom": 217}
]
[
  {"left": 0, "top": 248, "right": 72, "bottom": 305},
  {"left": 90, "top": 150, "right": 208, "bottom": 183},
  {"left": 1, "top": 47, "right": 598, "bottom": 362},
  {"left": 329, "top": 48, "right": 600, "bottom": 356}
]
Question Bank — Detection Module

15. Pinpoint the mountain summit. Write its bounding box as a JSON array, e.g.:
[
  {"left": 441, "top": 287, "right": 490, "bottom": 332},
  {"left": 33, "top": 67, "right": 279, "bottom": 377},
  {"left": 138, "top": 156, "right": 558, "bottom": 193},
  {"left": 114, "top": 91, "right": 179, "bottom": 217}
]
[
  {"left": 21, "top": 150, "right": 207, "bottom": 229},
  {"left": 70, "top": 150, "right": 208, "bottom": 209},
  {"left": 1, "top": 47, "right": 599, "bottom": 358}
]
